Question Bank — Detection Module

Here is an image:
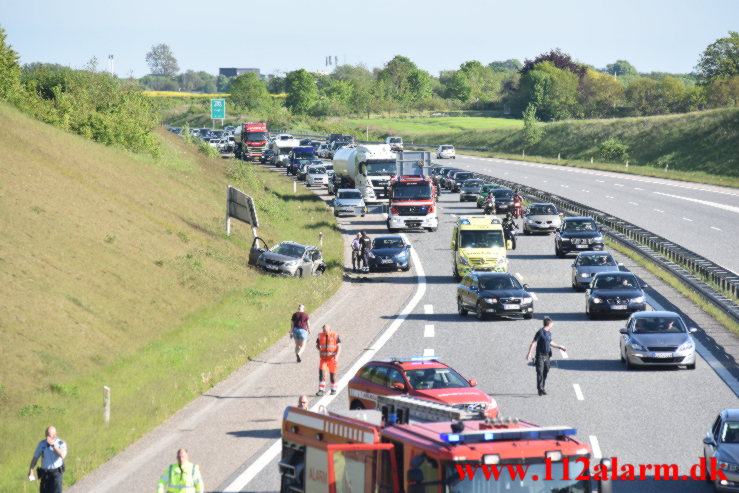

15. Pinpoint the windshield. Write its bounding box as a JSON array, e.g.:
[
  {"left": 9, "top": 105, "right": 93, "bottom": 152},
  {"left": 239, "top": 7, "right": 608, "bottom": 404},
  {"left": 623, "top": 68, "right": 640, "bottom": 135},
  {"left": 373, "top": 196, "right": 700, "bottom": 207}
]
[
  {"left": 278, "top": 148, "right": 292, "bottom": 155},
  {"left": 324, "top": 164, "right": 334, "bottom": 170},
  {"left": 365, "top": 160, "right": 397, "bottom": 175},
  {"left": 373, "top": 237, "right": 405, "bottom": 249},
  {"left": 338, "top": 191, "right": 362, "bottom": 200},
  {"left": 293, "top": 151, "right": 313, "bottom": 159},
  {"left": 592, "top": 273, "right": 638, "bottom": 289},
  {"left": 389, "top": 137, "right": 402, "bottom": 143},
  {"left": 405, "top": 367, "right": 470, "bottom": 390},
  {"left": 463, "top": 180, "right": 484, "bottom": 188},
  {"left": 392, "top": 182, "right": 433, "bottom": 200},
  {"left": 480, "top": 276, "right": 522, "bottom": 290},
  {"left": 529, "top": 205, "right": 558, "bottom": 215},
  {"left": 578, "top": 254, "right": 615, "bottom": 266},
  {"left": 441, "top": 145, "right": 454, "bottom": 150},
  {"left": 460, "top": 230, "right": 505, "bottom": 249},
  {"left": 270, "top": 243, "right": 306, "bottom": 258},
  {"left": 493, "top": 190, "right": 513, "bottom": 199},
  {"left": 480, "top": 185, "right": 498, "bottom": 194},
  {"left": 246, "top": 132, "right": 267, "bottom": 141},
  {"left": 632, "top": 316, "right": 686, "bottom": 334},
  {"left": 564, "top": 220, "right": 597, "bottom": 232},
  {"left": 455, "top": 173, "right": 473, "bottom": 181},
  {"left": 445, "top": 462, "right": 589, "bottom": 493},
  {"left": 309, "top": 167, "right": 326, "bottom": 174},
  {"left": 721, "top": 422, "right": 739, "bottom": 443}
]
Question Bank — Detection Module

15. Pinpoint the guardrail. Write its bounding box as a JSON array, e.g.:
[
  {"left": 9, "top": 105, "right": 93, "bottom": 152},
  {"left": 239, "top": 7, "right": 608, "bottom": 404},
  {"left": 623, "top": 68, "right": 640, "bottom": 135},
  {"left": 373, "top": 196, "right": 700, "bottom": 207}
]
[
  {"left": 471, "top": 173, "right": 739, "bottom": 324},
  {"left": 269, "top": 131, "right": 489, "bottom": 152}
]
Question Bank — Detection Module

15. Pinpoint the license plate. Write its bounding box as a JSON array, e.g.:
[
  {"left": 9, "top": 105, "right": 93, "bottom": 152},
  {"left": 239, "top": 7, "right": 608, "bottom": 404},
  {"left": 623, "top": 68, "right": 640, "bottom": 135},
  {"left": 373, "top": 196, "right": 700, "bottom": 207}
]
[
  {"left": 503, "top": 304, "right": 520, "bottom": 310},
  {"left": 610, "top": 305, "right": 627, "bottom": 310},
  {"left": 381, "top": 259, "right": 393, "bottom": 264},
  {"left": 651, "top": 352, "right": 673, "bottom": 358},
  {"left": 576, "top": 244, "right": 588, "bottom": 249},
  {"left": 265, "top": 265, "right": 279, "bottom": 271}
]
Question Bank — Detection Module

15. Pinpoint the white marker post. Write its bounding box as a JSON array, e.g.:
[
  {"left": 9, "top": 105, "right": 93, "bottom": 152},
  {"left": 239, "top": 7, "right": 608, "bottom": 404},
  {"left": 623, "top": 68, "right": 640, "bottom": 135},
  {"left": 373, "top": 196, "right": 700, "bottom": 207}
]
[{"left": 103, "top": 386, "right": 111, "bottom": 424}]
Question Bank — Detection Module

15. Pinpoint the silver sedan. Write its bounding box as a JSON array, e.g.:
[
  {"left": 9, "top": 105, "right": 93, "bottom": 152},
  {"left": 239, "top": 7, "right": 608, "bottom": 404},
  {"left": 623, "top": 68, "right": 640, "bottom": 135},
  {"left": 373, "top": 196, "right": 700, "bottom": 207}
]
[
  {"left": 522, "top": 203, "right": 562, "bottom": 234},
  {"left": 619, "top": 311, "right": 698, "bottom": 370}
]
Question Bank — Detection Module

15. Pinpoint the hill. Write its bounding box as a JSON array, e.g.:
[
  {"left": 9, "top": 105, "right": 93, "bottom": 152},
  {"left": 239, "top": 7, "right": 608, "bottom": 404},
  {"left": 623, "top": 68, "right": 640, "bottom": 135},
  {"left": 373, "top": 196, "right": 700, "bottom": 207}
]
[{"left": 0, "top": 102, "right": 341, "bottom": 490}]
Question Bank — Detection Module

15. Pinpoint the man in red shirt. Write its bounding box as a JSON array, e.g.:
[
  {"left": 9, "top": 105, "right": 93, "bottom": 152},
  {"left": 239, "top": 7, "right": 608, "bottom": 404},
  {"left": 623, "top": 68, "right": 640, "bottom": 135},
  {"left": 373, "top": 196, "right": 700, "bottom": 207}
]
[{"left": 290, "top": 304, "right": 311, "bottom": 363}]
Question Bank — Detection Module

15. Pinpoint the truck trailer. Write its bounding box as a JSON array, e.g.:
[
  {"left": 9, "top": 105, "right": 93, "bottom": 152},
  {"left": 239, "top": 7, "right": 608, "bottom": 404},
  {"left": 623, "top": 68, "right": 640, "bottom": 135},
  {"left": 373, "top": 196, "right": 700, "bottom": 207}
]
[{"left": 332, "top": 144, "right": 396, "bottom": 203}]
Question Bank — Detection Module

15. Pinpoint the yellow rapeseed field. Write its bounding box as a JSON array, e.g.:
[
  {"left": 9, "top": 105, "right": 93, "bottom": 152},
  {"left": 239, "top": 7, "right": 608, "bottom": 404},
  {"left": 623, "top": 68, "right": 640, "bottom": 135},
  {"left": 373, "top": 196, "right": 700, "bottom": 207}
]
[{"left": 142, "top": 91, "right": 230, "bottom": 98}]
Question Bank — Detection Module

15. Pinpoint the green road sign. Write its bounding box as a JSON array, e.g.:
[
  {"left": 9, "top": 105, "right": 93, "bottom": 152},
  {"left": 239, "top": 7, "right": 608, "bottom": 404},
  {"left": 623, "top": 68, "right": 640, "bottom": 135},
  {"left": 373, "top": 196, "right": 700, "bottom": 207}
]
[{"left": 211, "top": 98, "right": 225, "bottom": 119}]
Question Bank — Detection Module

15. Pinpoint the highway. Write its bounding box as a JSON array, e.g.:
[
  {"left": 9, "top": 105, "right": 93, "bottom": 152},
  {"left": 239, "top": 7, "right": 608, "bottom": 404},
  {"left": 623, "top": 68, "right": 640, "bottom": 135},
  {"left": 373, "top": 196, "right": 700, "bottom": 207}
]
[
  {"left": 445, "top": 154, "right": 739, "bottom": 275},
  {"left": 233, "top": 166, "right": 738, "bottom": 493}
]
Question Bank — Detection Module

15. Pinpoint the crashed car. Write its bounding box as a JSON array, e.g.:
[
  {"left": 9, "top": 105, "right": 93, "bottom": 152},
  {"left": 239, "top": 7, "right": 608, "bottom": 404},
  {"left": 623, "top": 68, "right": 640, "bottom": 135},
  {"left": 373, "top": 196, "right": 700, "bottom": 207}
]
[{"left": 249, "top": 239, "right": 326, "bottom": 277}]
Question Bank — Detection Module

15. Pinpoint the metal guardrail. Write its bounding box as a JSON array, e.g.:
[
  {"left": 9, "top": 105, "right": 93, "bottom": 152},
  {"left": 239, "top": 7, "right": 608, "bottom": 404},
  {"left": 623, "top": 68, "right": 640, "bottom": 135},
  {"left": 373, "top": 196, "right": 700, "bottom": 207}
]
[
  {"left": 472, "top": 173, "right": 739, "bottom": 324},
  {"left": 269, "top": 131, "right": 489, "bottom": 152}
]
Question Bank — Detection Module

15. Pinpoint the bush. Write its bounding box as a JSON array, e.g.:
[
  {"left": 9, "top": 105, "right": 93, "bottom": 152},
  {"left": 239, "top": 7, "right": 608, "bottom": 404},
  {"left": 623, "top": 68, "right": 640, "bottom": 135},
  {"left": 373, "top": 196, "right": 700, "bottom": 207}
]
[{"left": 599, "top": 138, "right": 629, "bottom": 162}]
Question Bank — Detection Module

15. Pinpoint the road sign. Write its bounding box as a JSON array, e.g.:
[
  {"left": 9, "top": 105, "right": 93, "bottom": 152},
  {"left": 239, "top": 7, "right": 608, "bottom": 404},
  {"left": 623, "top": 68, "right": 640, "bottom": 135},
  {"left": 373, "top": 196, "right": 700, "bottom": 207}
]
[
  {"left": 211, "top": 99, "right": 225, "bottom": 119},
  {"left": 227, "top": 185, "right": 259, "bottom": 228}
]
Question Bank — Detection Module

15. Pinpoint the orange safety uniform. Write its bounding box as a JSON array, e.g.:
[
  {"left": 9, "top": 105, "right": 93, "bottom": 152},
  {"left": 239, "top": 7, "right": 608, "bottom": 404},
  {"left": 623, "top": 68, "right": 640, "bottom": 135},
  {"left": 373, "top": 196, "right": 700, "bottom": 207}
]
[{"left": 318, "top": 331, "right": 340, "bottom": 373}]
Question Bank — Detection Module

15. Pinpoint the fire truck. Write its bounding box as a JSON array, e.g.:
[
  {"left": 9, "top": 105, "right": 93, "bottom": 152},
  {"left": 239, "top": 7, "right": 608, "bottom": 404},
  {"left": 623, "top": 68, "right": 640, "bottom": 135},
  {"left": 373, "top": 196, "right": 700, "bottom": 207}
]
[
  {"left": 234, "top": 122, "right": 268, "bottom": 161},
  {"left": 387, "top": 151, "right": 438, "bottom": 233},
  {"left": 279, "top": 394, "right": 612, "bottom": 493}
]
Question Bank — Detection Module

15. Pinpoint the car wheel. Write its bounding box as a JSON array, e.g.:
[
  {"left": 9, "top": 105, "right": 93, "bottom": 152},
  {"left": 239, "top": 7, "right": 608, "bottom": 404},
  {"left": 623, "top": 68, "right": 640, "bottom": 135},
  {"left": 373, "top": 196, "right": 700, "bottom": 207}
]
[
  {"left": 476, "top": 302, "right": 487, "bottom": 321},
  {"left": 687, "top": 362, "right": 696, "bottom": 370},
  {"left": 457, "top": 298, "right": 468, "bottom": 316},
  {"left": 523, "top": 312, "right": 533, "bottom": 320},
  {"left": 624, "top": 356, "right": 633, "bottom": 370},
  {"left": 295, "top": 268, "right": 303, "bottom": 278},
  {"left": 427, "top": 227, "right": 437, "bottom": 232},
  {"left": 314, "top": 266, "right": 325, "bottom": 277},
  {"left": 556, "top": 245, "right": 564, "bottom": 258},
  {"left": 350, "top": 400, "right": 365, "bottom": 410},
  {"left": 401, "top": 264, "right": 411, "bottom": 272}
]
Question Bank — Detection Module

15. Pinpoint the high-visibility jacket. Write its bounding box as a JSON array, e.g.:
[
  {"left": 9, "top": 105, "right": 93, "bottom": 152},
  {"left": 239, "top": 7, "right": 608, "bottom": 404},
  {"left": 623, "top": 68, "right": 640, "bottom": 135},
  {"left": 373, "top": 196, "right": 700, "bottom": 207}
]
[
  {"left": 318, "top": 331, "right": 339, "bottom": 360},
  {"left": 157, "top": 462, "right": 204, "bottom": 493}
]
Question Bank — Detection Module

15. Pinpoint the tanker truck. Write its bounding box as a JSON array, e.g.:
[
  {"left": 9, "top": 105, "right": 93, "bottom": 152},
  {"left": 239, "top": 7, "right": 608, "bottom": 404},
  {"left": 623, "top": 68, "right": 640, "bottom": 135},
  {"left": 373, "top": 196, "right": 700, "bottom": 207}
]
[{"left": 332, "top": 144, "right": 396, "bottom": 203}]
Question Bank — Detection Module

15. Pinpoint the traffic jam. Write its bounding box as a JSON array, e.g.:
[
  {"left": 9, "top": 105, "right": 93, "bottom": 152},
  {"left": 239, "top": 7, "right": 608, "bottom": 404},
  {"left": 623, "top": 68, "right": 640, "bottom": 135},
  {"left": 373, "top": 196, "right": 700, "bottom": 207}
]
[{"left": 233, "top": 124, "right": 738, "bottom": 493}]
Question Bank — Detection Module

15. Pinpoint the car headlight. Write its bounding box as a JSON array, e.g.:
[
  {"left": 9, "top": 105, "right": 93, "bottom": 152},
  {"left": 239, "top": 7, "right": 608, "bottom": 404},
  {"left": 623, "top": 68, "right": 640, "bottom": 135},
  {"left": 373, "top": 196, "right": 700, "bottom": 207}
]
[
  {"left": 580, "top": 273, "right": 590, "bottom": 278},
  {"left": 630, "top": 340, "right": 647, "bottom": 351},
  {"left": 459, "top": 256, "right": 470, "bottom": 266},
  {"left": 591, "top": 297, "right": 603, "bottom": 304},
  {"left": 561, "top": 238, "right": 571, "bottom": 243},
  {"left": 496, "top": 258, "right": 507, "bottom": 266},
  {"left": 594, "top": 235, "right": 604, "bottom": 242},
  {"left": 484, "top": 298, "right": 497, "bottom": 304},
  {"left": 394, "top": 251, "right": 408, "bottom": 259},
  {"left": 631, "top": 296, "right": 644, "bottom": 303},
  {"left": 368, "top": 252, "right": 376, "bottom": 259},
  {"left": 522, "top": 296, "right": 533, "bottom": 304},
  {"left": 526, "top": 218, "right": 534, "bottom": 223},
  {"left": 677, "top": 340, "right": 694, "bottom": 352}
]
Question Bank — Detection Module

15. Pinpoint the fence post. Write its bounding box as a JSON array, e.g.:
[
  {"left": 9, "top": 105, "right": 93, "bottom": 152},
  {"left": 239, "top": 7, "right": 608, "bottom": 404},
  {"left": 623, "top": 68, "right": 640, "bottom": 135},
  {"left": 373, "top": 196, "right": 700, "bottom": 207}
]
[
  {"left": 590, "top": 157, "right": 593, "bottom": 164},
  {"left": 557, "top": 153, "right": 560, "bottom": 161},
  {"left": 103, "top": 386, "right": 110, "bottom": 424},
  {"left": 319, "top": 231, "right": 323, "bottom": 248},
  {"left": 293, "top": 181, "right": 297, "bottom": 193}
]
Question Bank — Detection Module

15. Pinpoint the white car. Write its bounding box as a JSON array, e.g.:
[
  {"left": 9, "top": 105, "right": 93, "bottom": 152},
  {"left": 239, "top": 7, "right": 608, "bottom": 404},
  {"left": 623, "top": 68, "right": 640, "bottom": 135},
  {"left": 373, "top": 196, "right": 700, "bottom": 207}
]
[
  {"left": 317, "top": 143, "right": 330, "bottom": 158},
  {"left": 437, "top": 144, "right": 456, "bottom": 159},
  {"left": 305, "top": 165, "right": 328, "bottom": 187}
]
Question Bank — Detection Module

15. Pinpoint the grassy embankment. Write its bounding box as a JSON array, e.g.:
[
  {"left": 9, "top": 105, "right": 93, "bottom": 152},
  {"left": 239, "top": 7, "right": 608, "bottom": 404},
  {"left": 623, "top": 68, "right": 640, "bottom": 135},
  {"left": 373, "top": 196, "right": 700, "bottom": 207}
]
[
  {"left": 347, "top": 109, "right": 739, "bottom": 187},
  {"left": 0, "top": 102, "right": 343, "bottom": 491}
]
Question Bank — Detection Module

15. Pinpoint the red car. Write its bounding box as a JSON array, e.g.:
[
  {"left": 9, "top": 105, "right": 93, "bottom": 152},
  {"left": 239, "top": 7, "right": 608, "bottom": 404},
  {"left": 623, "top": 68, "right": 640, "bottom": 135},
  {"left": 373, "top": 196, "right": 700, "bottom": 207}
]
[{"left": 347, "top": 357, "right": 498, "bottom": 417}]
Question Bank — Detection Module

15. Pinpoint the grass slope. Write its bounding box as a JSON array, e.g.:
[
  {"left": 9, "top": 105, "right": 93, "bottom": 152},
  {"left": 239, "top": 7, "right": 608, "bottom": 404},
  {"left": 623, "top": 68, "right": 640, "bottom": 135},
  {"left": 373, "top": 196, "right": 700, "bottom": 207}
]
[
  {"left": 346, "top": 116, "right": 523, "bottom": 134},
  {"left": 0, "top": 102, "right": 342, "bottom": 490}
]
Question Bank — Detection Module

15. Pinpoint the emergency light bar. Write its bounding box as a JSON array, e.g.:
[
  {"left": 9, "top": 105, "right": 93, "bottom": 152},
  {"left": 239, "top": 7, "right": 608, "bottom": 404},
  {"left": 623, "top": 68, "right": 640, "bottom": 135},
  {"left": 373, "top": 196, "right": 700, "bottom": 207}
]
[
  {"left": 390, "top": 356, "right": 439, "bottom": 363},
  {"left": 440, "top": 426, "right": 577, "bottom": 444}
]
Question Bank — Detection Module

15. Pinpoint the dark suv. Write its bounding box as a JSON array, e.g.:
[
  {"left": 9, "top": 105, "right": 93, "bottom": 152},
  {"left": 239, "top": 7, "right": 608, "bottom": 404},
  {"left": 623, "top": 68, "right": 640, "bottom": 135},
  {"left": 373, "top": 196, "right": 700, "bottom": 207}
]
[
  {"left": 555, "top": 217, "right": 605, "bottom": 257},
  {"left": 491, "top": 188, "right": 514, "bottom": 213},
  {"left": 450, "top": 171, "right": 475, "bottom": 192}
]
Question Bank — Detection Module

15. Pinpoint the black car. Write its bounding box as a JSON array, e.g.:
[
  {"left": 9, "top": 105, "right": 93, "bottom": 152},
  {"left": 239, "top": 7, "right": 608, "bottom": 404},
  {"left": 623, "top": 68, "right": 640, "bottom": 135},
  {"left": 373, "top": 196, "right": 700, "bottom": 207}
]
[
  {"left": 450, "top": 171, "right": 475, "bottom": 192},
  {"left": 586, "top": 271, "right": 647, "bottom": 318},
  {"left": 368, "top": 235, "right": 412, "bottom": 272},
  {"left": 554, "top": 217, "right": 605, "bottom": 257},
  {"left": 491, "top": 187, "right": 514, "bottom": 213},
  {"left": 440, "top": 168, "right": 463, "bottom": 189},
  {"left": 457, "top": 272, "right": 534, "bottom": 320},
  {"left": 260, "top": 148, "right": 274, "bottom": 164},
  {"left": 432, "top": 167, "right": 456, "bottom": 188}
]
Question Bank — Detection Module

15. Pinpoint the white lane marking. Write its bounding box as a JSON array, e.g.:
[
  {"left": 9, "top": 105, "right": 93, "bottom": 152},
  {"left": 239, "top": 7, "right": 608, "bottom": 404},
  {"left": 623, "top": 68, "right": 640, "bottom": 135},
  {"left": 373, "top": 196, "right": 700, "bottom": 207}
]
[
  {"left": 614, "top": 183, "right": 624, "bottom": 187},
  {"left": 711, "top": 226, "right": 722, "bottom": 231},
  {"left": 582, "top": 189, "right": 590, "bottom": 193},
  {"left": 628, "top": 201, "right": 639, "bottom": 206},
  {"left": 634, "top": 187, "right": 643, "bottom": 191},
  {"left": 504, "top": 172, "right": 510, "bottom": 175},
  {"left": 222, "top": 234, "right": 429, "bottom": 492},
  {"left": 605, "top": 195, "right": 614, "bottom": 199},
  {"left": 524, "top": 176, "right": 528, "bottom": 179},
  {"left": 573, "top": 384, "right": 584, "bottom": 401},
  {"left": 543, "top": 180, "right": 548, "bottom": 183},
  {"left": 530, "top": 292, "right": 538, "bottom": 301},
  {"left": 423, "top": 348, "right": 435, "bottom": 356},
  {"left": 596, "top": 180, "right": 605, "bottom": 183},
  {"left": 682, "top": 217, "right": 693, "bottom": 222},
  {"left": 424, "top": 325, "right": 435, "bottom": 338},
  {"left": 590, "top": 435, "right": 602, "bottom": 460},
  {"left": 654, "top": 191, "right": 739, "bottom": 215},
  {"left": 561, "top": 184, "right": 569, "bottom": 188},
  {"left": 514, "top": 272, "right": 524, "bottom": 281},
  {"left": 654, "top": 208, "right": 664, "bottom": 213},
  {"left": 424, "top": 304, "right": 434, "bottom": 314},
  {"left": 559, "top": 348, "right": 567, "bottom": 358}
]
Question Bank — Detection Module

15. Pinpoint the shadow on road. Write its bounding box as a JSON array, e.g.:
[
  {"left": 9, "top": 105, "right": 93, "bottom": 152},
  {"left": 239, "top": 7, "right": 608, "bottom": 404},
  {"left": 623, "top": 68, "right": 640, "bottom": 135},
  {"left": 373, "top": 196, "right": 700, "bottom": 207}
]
[{"left": 226, "top": 428, "right": 281, "bottom": 439}]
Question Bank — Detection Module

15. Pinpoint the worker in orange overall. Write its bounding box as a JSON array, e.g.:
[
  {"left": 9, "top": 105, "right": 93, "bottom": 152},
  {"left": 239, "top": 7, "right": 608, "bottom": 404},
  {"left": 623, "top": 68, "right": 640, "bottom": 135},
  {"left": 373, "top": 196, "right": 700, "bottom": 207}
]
[{"left": 315, "top": 324, "right": 342, "bottom": 396}]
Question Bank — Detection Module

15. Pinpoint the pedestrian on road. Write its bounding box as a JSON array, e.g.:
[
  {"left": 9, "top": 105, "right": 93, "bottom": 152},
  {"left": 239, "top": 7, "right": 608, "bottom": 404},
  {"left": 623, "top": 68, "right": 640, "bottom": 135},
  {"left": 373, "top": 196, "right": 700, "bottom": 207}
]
[
  {"left": 351, "top": 233, "right": 362, "bottom": 272},
  {"left": 29, "top": 426, "right": 67, "bottom": 493},
  {"left": 157, "top": 448, "right": 204, "bottom": 493},
  {"left": 290, "top": 304, "right": 311, "bottom": 363},
  {"left": 360, "top": 231, "right": 372, "bottom": 273},
  {"left": 316, "top": 324, "right": 342, "bottom": 396},
  {"left": 526, "top": 317, "right": 567, "bottom": 396},
  {"left": 298, "top": 395, "right": 309, "bottom": 409}
]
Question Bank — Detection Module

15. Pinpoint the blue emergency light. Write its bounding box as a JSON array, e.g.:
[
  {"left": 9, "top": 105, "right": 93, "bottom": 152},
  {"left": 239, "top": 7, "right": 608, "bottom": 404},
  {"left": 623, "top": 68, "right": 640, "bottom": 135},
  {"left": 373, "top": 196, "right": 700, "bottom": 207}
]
[
  {"left": 460, "top": 219, "right": 471, "bottom": 225},
  {"left": 391, "top": 356, "right": 439, "bottom": 363},
  {"left": 440, "top": 426, "right": 577, "bottom": 444}
]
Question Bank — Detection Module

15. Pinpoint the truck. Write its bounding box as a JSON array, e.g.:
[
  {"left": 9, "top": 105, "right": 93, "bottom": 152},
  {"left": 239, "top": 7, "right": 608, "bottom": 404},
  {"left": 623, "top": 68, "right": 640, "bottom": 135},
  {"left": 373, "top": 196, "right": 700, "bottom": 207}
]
[
  {"left": 332, "top": 144, "right": 396, "bottom": 203},
  {"left": 287, "top": 146, "right": 317, "bottom": 176},
  {"left": 272, "top": 135, "right": 302, "bottom": 167},
  {"left": 279, "top": 393, "right": 613, "bottom": 493},
  {"left": 385, "top": 136, "right": 403, "bottom": 151},
  {"left": 234, "top": 122, "right": 268, "bottom": 161},
  {"left": 387, "top": 151, "right": 438, "bottom": 232},
  {"left": 328, "top": 133, "right": 355, "bottom": 145}
]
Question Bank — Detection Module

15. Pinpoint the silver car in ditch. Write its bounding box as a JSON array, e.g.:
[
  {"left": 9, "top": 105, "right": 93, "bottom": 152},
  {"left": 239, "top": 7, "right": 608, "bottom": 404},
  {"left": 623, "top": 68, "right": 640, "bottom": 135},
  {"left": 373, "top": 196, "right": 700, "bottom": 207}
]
[
  {"left": 255, "top": 241, "right": 326, "bottom": 278},
  {"left": 331, "top": 189, "right": 366, "bottom": 217},
  {"left": 571, "top": 251, "right": 621, "bottom": 291},
  {"left": 619, "top": 311, "right": 698, "bottom": 370},
  {"left": 523, "top": 202, "right": 562, "bottom": 234}
]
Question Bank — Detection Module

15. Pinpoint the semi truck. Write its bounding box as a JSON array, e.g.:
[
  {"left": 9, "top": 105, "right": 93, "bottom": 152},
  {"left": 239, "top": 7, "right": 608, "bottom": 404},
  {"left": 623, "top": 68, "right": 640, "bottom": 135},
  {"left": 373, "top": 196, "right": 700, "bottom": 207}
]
[
  {"left": 272, "top": 135, "right": 302, "bottom": 167},
  {"left": 332, "top": 144, "right": 396, "bottom": 203},
  {"left": 387, "top": 151, "right": 438, "bottom": 232},
  {"left": 279, "top": 394, "right": 613, "bottom": 493},
  {"left": 234, "top": 122, "right": 268, "bottom": 161}
]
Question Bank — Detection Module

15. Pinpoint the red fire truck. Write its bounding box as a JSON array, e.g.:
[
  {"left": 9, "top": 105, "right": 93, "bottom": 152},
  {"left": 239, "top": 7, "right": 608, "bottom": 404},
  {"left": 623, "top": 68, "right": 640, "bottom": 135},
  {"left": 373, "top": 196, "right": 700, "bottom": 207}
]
[
  {"left": 235, "top": 122, "right": 268, "bottom": 161},
  {"left": 387, "top": 152, "right": 438, "bottom": 233},
  {"left": 279, "top": 394, "right": 613, "bottom": 493}
]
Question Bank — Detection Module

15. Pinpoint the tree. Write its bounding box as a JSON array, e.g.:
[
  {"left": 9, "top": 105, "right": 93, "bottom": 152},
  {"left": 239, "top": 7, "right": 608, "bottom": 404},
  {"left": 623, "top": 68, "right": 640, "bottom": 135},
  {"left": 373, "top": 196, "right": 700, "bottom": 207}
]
[
  {"left": 518, "top": 61, "right": 580, "bottom": 120},
  {"left": 705, "top": 75, "right": 739, "bottom": 107},
  {"left": 521, "top": 49, "right": 586, "bottom": 79},
  {"left": 229, "top": 72, "right": 271, "bottom": 110},
  {"left": 696, "top": 31, "right": 739, "bottom": 84},
  {"left": 603, "top": 60, "right": 638, "bottom": 77},
  {"left": 0, "top": 26, "right": 21, "bottom": 100},
  {"left": 579, "top": 70, "right": 624, "bottom": 117},
  {"left": 284, "top": 69, "right": 317, "bottom": 114},
  {"left": 376, "top": 55, "right": 432, "bottom": 105},
  {"left": 489, "top": 59, "right": 522, "bottom": 72},
  {"left": 522, "top": 103, "right": 544, "bottom": 148},
  {"left": 625, "top": 78, "right": 660, "bottom": 115},
  {"left": 216, "top": 74, "right": 231, "bottom": 92},
  {"left": 145, "top": 43, "right": 179, "bottom": 77},
  {"left": 445, "top": 70, "right": 472, "bottom": 102}
]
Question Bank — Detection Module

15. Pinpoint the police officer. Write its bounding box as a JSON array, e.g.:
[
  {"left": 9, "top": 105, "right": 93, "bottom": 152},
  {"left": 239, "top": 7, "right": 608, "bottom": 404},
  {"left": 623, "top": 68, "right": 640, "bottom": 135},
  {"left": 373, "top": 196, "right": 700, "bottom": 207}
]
[
  {"left": 526, "top": 317, "right": 567, "bottom": 396},
  {"left": 316, "top": 324, "right": 342, "bottom": 396},
  {"left": 157, "top": 448, "right": 204, "bottom": 493},
  {"left": 359, "top": 231, "right": 372, "bottom": 273},
  {"left": 502, "top": 213, "right": 517, "bottom": 250},
  {"left": 29, "top": 426, "right": 67, "bottom": 493},
  {"left": 351, "top": 233, "right": 362, "bottom": 272}
]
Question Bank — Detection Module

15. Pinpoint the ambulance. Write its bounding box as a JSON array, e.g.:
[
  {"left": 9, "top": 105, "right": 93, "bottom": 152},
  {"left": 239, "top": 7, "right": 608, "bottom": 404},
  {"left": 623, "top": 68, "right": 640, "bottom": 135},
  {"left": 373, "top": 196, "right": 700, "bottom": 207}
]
[{"left": 451, "top": 216, "right": 509, "bottom": 280}]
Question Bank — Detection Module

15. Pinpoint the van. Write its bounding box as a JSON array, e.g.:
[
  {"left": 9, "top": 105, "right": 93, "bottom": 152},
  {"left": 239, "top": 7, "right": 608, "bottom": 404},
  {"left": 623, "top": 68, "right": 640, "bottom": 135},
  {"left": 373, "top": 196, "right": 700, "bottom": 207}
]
[{"left": 451, "top": 216, "right": 508, "bottom": 280}]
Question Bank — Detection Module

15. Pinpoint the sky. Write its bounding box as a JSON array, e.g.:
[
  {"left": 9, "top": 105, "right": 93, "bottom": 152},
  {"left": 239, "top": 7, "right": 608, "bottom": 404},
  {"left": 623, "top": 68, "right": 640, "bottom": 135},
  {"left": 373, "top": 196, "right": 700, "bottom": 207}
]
[{"left": 1, "top": 0, "right": 737, "bottom": 78}]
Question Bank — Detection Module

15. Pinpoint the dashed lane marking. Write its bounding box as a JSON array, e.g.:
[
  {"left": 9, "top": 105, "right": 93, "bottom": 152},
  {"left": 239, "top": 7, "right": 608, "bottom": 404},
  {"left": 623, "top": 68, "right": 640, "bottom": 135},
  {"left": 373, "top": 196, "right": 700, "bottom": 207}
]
[
  {"left": 589, "top": 436, "right": 602, "bottom": 460},
  {"left": 424, "top": 304, "right": 434, "bottom": 314},
  {"left": 573, "top": 384, "right": 584, "bottom": 401},
  {"left": 628, "top": 201, "right": 639, "bottom": 205},
  {"left": 606, "top": 195, "right": 614, "bottom": 199},
  {"left": 424, "top": 325, "right": 435, "bottom": 338},
  {"left": 423, "top": 348, "right": 435, "bottom": 356},
  {"left": 614, "top": 183, "right": 624, "bottom": 187},
  {"left": 654, "top": 208, "right": 664, "bottom": 213},
  {"left": 682, "top": 217, "right": 693, "bottom": 222},
  {"left": 711, "top": 226, "right": 722, "bottom": 231},
  {"left": 654, "top": 191, "right": 739, "bottom": 215}
]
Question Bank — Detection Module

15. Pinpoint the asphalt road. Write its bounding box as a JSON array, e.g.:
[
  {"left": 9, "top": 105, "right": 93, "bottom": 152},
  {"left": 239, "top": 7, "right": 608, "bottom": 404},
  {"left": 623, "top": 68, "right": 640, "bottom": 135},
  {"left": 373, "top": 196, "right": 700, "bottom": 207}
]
[
  {"left": 236, "top": 172, "right": 738, "bottom": 492},
  {"left": 443, "top": 154, "right": 739, "bottom": 275}
]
